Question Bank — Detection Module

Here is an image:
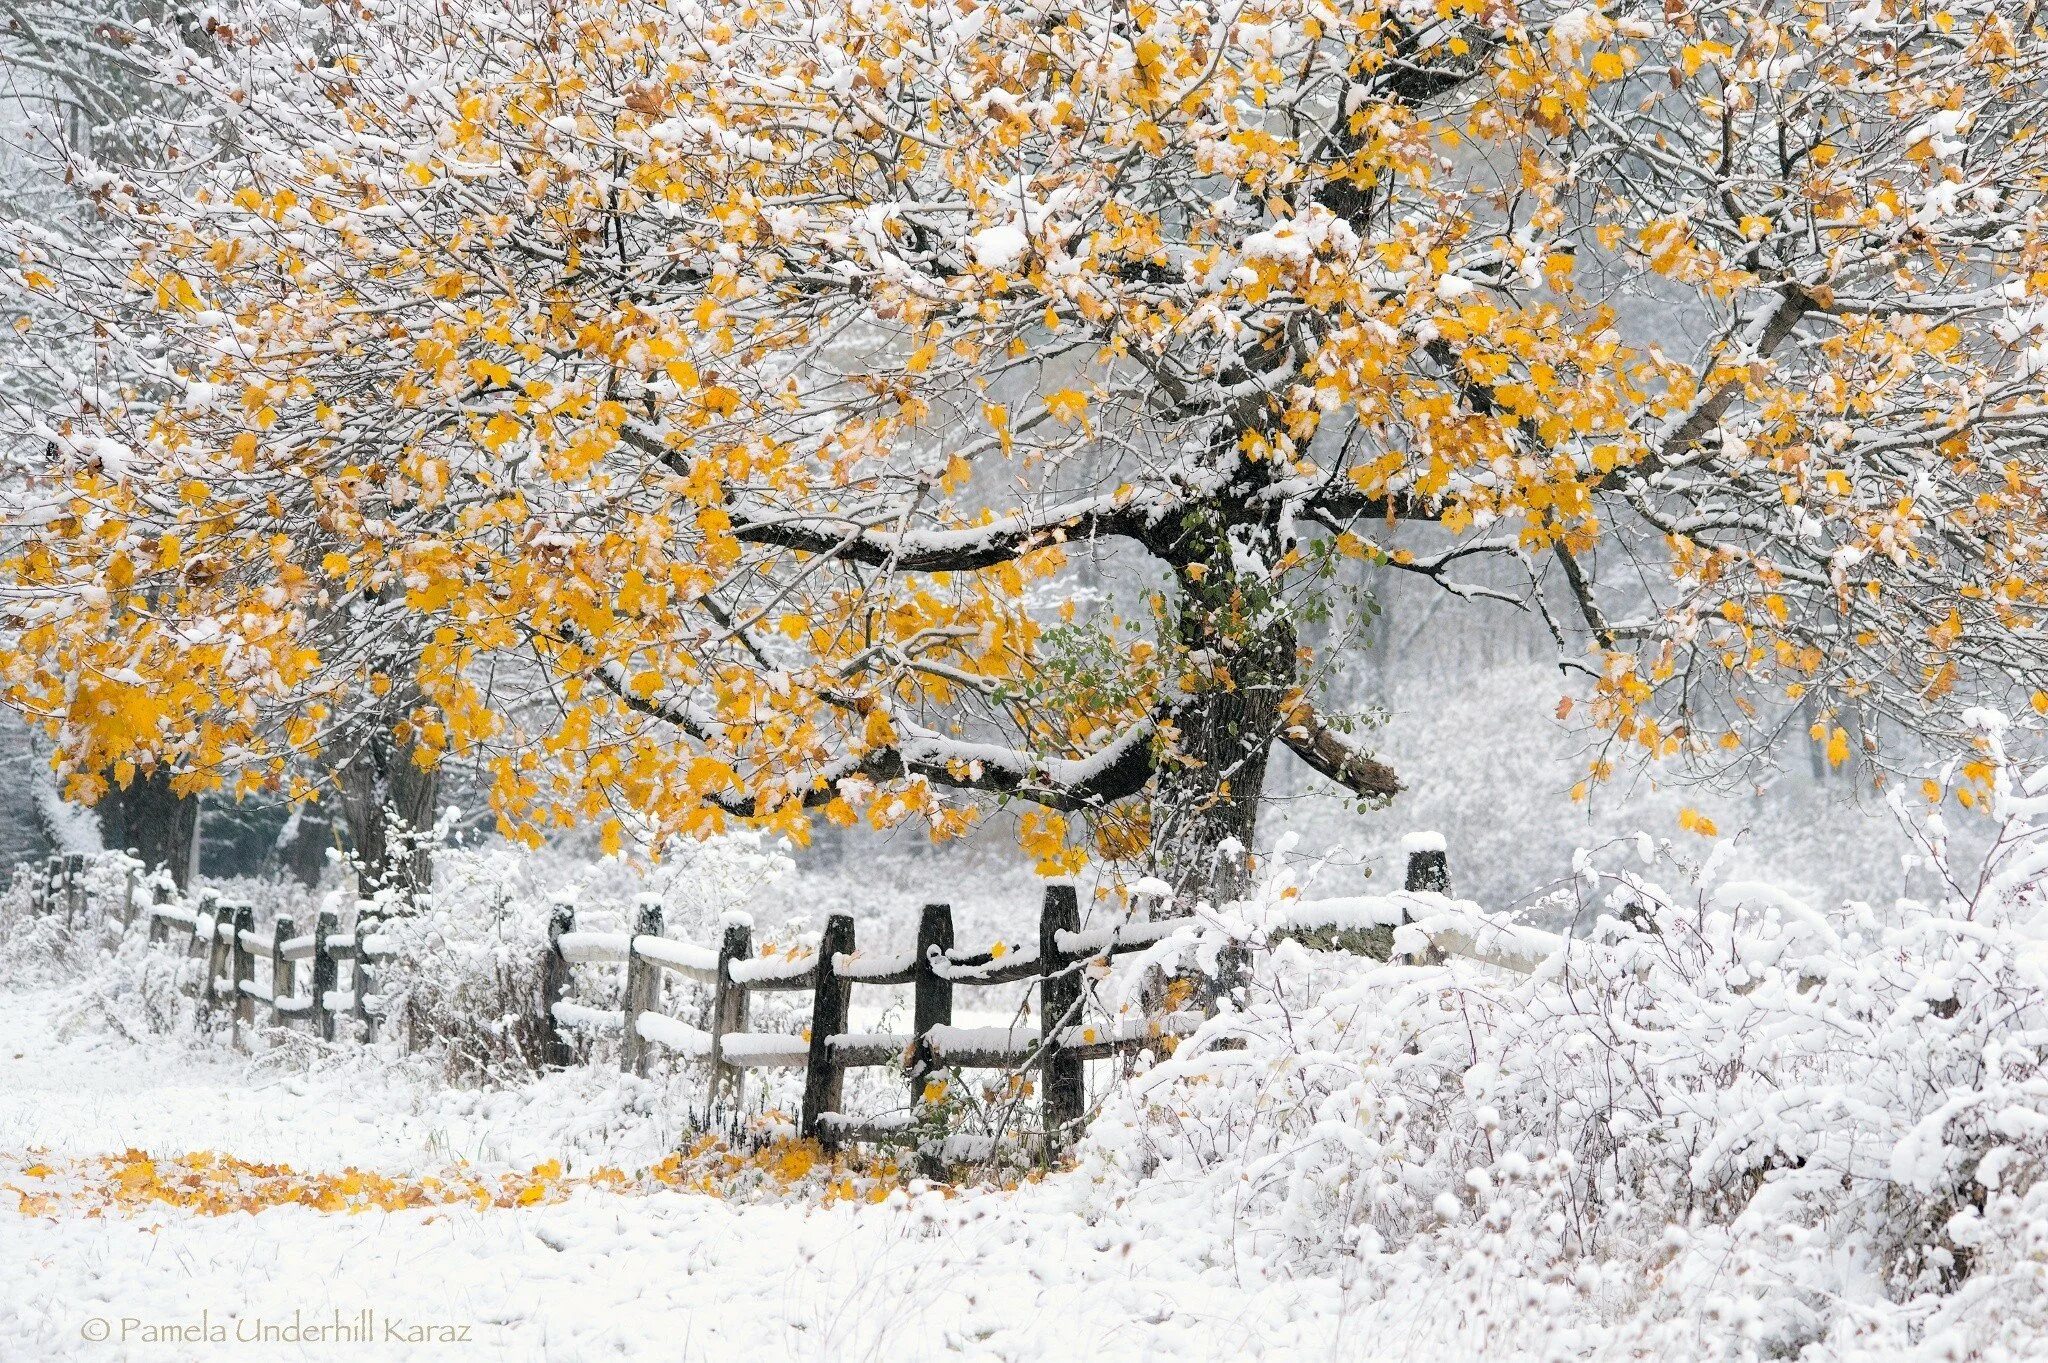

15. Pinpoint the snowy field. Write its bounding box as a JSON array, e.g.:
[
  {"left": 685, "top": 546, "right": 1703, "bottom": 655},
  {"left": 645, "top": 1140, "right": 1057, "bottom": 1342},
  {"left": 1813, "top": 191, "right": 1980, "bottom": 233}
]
[
  {"left": 0, "top": 982, "right": 1357, "bottom": 1363},
  {"left": 11, "top": 772, "right": 2048, "bottom": 1363}
]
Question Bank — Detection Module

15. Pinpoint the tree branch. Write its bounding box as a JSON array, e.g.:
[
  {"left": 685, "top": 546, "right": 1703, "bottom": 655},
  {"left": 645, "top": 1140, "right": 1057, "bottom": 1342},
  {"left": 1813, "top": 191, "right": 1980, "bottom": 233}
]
[
  {"left": 1279, "top": 698, "right": 1401, "bottom": 800},
  {"left": 725, "top": 494, "right": 1170, "bottom": 571}
]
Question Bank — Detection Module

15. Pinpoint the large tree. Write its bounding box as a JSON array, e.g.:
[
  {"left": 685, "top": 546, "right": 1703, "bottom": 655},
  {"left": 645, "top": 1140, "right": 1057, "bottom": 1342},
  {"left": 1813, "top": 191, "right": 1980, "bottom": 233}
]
[
  {"left": 6, "top": 0, "right": 2048, "bottom": 902},
  {"left": 0, "top": 0, "right": 215, "bottom": 883}
]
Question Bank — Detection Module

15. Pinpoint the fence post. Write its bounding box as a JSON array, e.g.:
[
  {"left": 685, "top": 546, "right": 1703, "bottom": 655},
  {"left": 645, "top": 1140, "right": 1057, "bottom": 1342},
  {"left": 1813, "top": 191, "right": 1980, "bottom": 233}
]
[
  {"left": 230, "top": 904, "right": 257, "bottom": 1044},
  {"left": 540, "top": 902, "right": 575, "bottom": 1068},
  {"left": 1404, "top": 837, "right": 1450, "bottom": 894},
  {"left": 42, "top": 856, "right": 59, "bottom": 916},
  {"left": 908, "top": 902, "right": 955, "bottom": 1171},
  {"left": 121, "top": 862, "right": 138, "bottom": 929},
  {"left": 355, "top": 945, "right": 378, "bottom": 1043},
  {"left": 312, "top": 908, "right": 340, "bottom": 1043},
  {"left": 63, "top": 853, "right": 85, "bottom": 926},
  {"left": 146, "top": 872, "right": 168, "bottom": 945},
  {"left": 800, "top": 912, "right": 855, "bottom": 1147},
  {"left": 621, "top": 898, "right": 663, "bottom": 1077},
  {"left": 197, "top": 890, "right": 229, "bottom": 1017},
  {"left": 709, "top": 912, "right": 752, "bottom": 1111},
  {"left": 1401, "top": 835, "right": 1450, "bottom": 965},
  {"left": 270, "top": 914, "right": 296, "bottom": 1034},
  {"left": 1038, "top": 885, "right": 1085, "bottom": 1156},
  {"left": 180, "top": 890, "right": 213, "bottom": 995}
]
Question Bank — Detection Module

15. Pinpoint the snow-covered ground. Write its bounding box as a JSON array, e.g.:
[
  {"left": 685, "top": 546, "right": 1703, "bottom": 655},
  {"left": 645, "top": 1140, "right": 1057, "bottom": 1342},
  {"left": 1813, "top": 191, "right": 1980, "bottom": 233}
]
[
  {"left": 0, "top": 981, "right": 1351, "bottom": 1363},
  {"left": 14, "top": 764, "right": 2048, "bottom": 1363}
]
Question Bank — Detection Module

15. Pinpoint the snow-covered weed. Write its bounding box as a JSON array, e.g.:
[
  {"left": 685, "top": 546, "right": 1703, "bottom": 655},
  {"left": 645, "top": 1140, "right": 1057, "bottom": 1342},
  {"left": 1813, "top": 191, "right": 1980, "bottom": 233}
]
[{"left": 1080, "top": 718, "right": 2048, "bottom": 1359}]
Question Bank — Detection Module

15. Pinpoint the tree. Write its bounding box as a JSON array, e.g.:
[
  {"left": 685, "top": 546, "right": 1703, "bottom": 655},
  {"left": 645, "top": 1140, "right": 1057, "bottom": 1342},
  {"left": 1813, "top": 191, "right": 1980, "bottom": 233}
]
[
  {"left": 0, "top": 0, "right": 216, "bottom": 883},
  {"left": 5, "top": 0, "right": 2048, "bottom": 903}
]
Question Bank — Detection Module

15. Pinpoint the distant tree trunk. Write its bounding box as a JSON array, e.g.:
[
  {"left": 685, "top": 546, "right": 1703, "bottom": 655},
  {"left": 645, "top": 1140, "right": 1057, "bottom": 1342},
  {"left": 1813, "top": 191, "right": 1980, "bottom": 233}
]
[
  {"left": 278, "top": 804, "right": 339, "bottom": 888},
  {"left": 337, "top": 732, "right": 438, "bottom": 909},
  {"left": 100, "top": 769, "right": 200, "bottom": 891}
]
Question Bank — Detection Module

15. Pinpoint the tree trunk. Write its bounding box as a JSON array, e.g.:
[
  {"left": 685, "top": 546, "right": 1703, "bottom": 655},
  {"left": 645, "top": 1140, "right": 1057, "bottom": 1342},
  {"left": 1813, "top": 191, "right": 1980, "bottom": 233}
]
[
  {"left": 278, "top": 804, "right": 339, "bottom": 888},
  {"left": 100, "top": 768, "right": 200, "bottom": 890},
  {"left": 1148, "top": 512, "right": 1298, "bottom": 907},
  {"left": 337, "top": 731, "right": 438, "bottom": 909}
]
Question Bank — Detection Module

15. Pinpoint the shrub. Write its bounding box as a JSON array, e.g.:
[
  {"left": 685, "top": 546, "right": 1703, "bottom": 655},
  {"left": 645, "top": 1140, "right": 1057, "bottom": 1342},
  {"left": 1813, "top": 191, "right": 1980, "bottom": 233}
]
[{"left": 1080, "top": 713, "right": 2048, "bottom": 1358}]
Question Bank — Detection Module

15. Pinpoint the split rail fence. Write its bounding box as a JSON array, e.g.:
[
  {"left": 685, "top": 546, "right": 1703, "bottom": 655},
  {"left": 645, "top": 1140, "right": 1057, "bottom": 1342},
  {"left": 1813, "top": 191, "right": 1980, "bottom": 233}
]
[
  {"left": 15, "top": 841, "right": 1564, "bottom": 1154},
  {"left": 22, "top": 853, "right": 391, "bottom": 1047}
]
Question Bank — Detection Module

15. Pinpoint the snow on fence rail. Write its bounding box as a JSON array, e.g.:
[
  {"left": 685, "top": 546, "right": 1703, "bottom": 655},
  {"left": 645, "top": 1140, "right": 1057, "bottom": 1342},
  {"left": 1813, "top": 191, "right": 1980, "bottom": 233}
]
[
  {"left": 12, "top": 841, "right": 1549, "bottom": 1155},
  {"left": 531, "top": 837, "right": 1550, "bottom": 1153}
]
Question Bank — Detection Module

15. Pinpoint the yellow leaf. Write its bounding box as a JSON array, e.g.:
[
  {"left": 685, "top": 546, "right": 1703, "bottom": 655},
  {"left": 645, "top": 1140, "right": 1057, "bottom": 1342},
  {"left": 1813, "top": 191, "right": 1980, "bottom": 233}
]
[
  {"left": 1678, "top": 807, "right": 1718, "bottom": 837},
  {"left": 1044, "top": 389, "right": 1089, "bottom": 424},
  {"left": 480, "top": 414, "right": 522, "bottom": 450}
]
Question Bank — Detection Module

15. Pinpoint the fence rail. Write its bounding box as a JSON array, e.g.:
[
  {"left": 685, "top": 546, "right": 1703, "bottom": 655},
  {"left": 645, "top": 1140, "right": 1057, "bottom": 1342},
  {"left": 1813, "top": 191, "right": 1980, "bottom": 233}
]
[
  {"left": 12, "top": 842, "right": 1552, "bottom": 1158},
  {"left": 537, "top": 882, "right": 1217, "bottom": 1153}
]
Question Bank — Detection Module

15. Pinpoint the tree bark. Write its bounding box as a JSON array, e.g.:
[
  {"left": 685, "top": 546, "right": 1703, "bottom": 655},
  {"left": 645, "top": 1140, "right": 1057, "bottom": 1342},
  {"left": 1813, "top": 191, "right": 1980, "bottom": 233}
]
[
  {"left": 99, "top": 768, "right": 200, "bottom": 891},
  {"left": 336, "top": 730, "right": 438, "bottom": 908},
  {"left": 1148, "top": 508, "right": 1299, "bottom": 907}
]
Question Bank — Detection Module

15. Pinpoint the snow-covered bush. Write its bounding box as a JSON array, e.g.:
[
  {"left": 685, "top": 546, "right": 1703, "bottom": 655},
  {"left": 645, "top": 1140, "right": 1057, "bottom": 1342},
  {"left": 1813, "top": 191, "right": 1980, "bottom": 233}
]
[
  {"left": 0, "top": 856, "right": 199, "bottom": 1041},
  {"left": 1079, "top": 715, "right": 2048, "bottom": 1359}
]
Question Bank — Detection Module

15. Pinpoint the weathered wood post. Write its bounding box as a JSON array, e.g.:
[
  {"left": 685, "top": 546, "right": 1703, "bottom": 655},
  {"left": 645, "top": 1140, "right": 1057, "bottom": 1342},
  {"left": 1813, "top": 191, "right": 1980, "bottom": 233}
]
[
  {"left": 540, "top": 901, "right": 575, "bottom": 1069},
  {"left": 146, "top": 873, "right": 169, "bottom": 945},
  {"left": 41, "top": 856, "right": 59, "bottom": 916},
  {"left": 1403, "top": 835, "right": 1450, "bottom": 894},
  {"left": 1038, "top": 885, "right": 1085, "bottom": 1155},
  {"left": 198, "top": 891, "right": 230, "bottom": 1017},
  {"left": 312, "top": 908, "right": 341, "bottom": 1042},
  {"left": 354, "top": 945, "right": 378, "bottom": 1043},
  {"left": 709, "top": 912, "right": 752, "bottom": 1110},
  {"left": 1401, "top": 833, "right": 1450, "bottom": 965},
  {"left": 345, "top": 899, "right": 377, "bottom": 1043},
  {"left": 270, "top": 914, "right": 297, "bottom": 1033},
  {"left": 907, "top": 903, "right": 956, "bottom": 1175},
  {"left": 63, "top": 853, "right": 85, "bottom": 926},
  {"left": 120, "top": 861, "right": 138, "bottom": 929},
  {"left": 800, "top": 912, "right": 856, "bottom": 1147},
  {"left": 230, "top": 904, "right": 257, "bottom": 1044},
  {"left": 620, "top": 897, "right": 664, "bottom": 1077}
]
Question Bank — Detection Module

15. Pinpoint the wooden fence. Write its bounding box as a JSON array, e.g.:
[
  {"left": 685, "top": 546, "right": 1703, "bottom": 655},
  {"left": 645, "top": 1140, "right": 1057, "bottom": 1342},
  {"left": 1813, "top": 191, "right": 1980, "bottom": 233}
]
[
  {"left": 14, "top": 842, "right": 1558, "bottom": 1157},
  {"left": 540, "top": 884, "right": 1214, "bottom": 1153},
  {"left": 20, "top": 852, "right": 390, "bottom": 1050}
]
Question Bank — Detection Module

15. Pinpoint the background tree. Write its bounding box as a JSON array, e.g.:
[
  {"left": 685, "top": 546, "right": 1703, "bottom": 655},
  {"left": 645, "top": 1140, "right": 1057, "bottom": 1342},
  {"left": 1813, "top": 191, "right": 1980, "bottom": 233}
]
[
  {"left": 0, "top": 0, "right": 215, "bottom": 882},
  {"left": 6, "top": 0, "right": 2048, "bottom": 903}
]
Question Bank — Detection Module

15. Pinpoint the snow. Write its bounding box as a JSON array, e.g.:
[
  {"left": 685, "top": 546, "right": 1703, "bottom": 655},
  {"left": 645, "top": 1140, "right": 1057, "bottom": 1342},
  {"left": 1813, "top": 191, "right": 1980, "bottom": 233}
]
[
  {"left": 633, "top": 1010, "right": 711, "bottom": 1057},
  {"left": 17, "top": 764, "right": 2048, "bottom": 1362},
  {"left": 714, "top": 1032, "right": 810, "bottom": 1066},
  {"left": 549, "top": 1001, "right": 623, "bottom": 1031},
  {"left": 727, "top": 951, "right": 816, "bottom": 985},
  {"left": 966, "top": 222, "right": 1029, "bottom": 270},
  {"left": 554, "top": 930, "right": 629, "bottom": 964},
  {"left": 629, "top": 933, "right": 719, "bottom": 980},
  {"left": 835, "top": 948, "right": 917, "bottom": 981},
  {"left": 0, "top": 988, "right": 1319, "bottom": 1360}
]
